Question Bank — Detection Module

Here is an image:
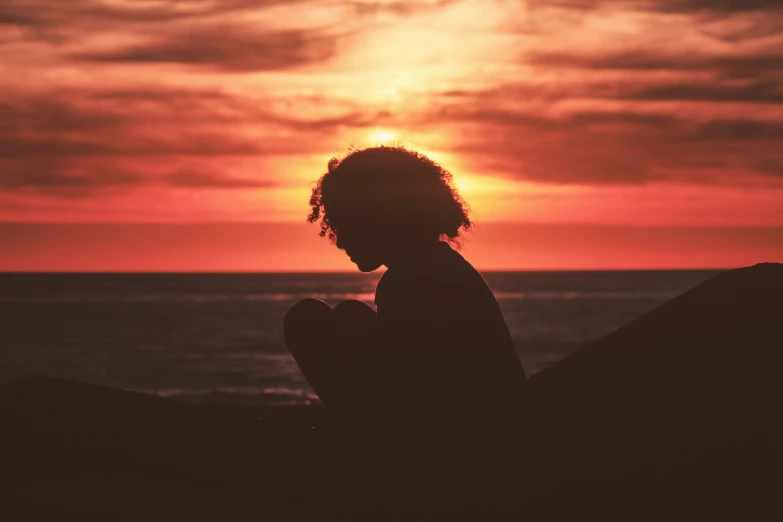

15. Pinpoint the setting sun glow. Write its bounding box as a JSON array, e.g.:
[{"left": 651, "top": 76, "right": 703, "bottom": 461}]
[{"left": 370, "top": 130, "right": 397, "bottom": 142}]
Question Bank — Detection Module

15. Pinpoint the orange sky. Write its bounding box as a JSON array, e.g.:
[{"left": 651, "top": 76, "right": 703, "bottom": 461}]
[{"left": 1, "top": 0, "right": 782, "bottom": 270}]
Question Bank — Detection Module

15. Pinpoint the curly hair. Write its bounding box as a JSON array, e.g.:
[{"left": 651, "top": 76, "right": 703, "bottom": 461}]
[{"left": 308, "top": 145, "right": 472, "bottom": 243}]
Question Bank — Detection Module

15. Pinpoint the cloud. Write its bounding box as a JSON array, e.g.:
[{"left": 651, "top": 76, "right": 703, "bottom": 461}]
[
  {"left": 452, "top": 76, "right": 783, "bottom": 105},
  {"left": 0, "top": 13, "right": 38, "bottom": 26},
  {"left": 533, "top": 0, "right": 783, "bottom": 13},
  {"left": 72, "top": 27, "right": 345, "bottom": 72},
  {"left": 0, "top": 159, "right": 279, "bottom": 199},
  {"left": 437, "top": 1, "right": 782, "bottom": 186},
  {"left": 422, "top": 99, "right": 783, "bottom": 185},
  {"left": 2, "top": 1, "right": 346, "bottom": 73},
  {"left": 165, "top": 170, "right": 276, "bottom": 189},
  {"left": 0, "top": 0, "right": 311, "bottom": 29},
  {"left": 647, "top": 0, "right": 783, "bottom": 14},
  {"left": 0, "top": 0, "right": 453, "bottom": 29},
  {"left": 344, "top": 0, "right": 460, "bottom": 16},
  {"left": 615, "top": 81, "right": 783, "bottom": 104},
  {"left": 0, "top": 88, "right": 389, "bottom": 159},
  {"left": 524, "top": 0, "right": 783, "bottom": 49},
  {"left": 0, "top": 85, "right": 397, "bottom": 197},
  {"left": 755, "top": 158, "right": 783, "bottom": 177},
  {"left": 527, "top": 48, "right": 783, "bottom": 80},
  {"left": 693, "top": 119, "right": 783, "bottom": 141},
  {"left": 0, "top": 158, "right": 143, "bottom": 198},
  {"left": 0, "top": 0, "right": 459, "bottom": 56}
]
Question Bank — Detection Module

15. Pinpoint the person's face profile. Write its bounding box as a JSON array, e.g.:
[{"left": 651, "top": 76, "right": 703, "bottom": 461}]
[{"left": 329, "top": 212, "right": 385, "bottom": 272}]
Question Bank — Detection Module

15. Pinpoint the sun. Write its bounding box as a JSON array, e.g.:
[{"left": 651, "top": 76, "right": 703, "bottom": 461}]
[{"left": 370, "top": 130, "right": 396, "bottom": 142}]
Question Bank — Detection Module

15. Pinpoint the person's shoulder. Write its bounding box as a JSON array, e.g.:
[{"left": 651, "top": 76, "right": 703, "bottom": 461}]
[
  {"left": 436, "top": 242, "right": 485, "bottom": 283},
  {"left": 438, "top": 241, "right": 469, "bottom": 268},
  {"left": 413, "top": 242, "right": 487, "bottom": 298},
  {"left": 374, "top": 242, "right": 483, "bottom": 305}
]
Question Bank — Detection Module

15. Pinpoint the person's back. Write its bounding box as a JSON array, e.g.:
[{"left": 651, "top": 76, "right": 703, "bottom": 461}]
[
  {"left": 364, "top": 240, "right": 529, "bottom": 510},
  {"left": 370, "top": 240, "right": 528, "bottom": 430}
]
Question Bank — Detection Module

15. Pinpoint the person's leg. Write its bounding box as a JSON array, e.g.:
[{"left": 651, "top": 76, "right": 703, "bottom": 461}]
[
  {"left": 333, "top": 299, "right": 376, "bottom": 362},
  {"left": 284, "top": 298, "right": 375, "bottom": 423},
  {"left": 284, "top": 298, "right": 337, "bottom": 408}
]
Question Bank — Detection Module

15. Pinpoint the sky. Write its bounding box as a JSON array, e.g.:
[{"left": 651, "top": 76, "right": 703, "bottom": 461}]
[{"left": 1, "top": 0, "right": 782, "bottom": 270}]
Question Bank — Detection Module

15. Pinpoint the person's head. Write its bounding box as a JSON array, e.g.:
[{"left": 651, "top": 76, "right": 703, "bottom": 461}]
[{"left": 308, "top": 145, "right": 472, "bottom": 272}]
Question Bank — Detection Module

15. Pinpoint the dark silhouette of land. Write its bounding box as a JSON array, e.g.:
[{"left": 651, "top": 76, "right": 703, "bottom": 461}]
[
  {"left": 526, "top": 261, "right": 783, "bottom": 520},
  {"left": 1, "top": 262, "right": 781, "bottom": 520}
]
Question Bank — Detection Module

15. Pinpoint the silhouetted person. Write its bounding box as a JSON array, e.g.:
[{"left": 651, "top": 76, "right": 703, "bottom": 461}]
[{"left": 284, "top": 145, "right": 529, "bottom": 512}]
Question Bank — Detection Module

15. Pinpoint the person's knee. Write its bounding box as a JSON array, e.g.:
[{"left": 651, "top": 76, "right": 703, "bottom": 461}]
[
  {"left": 284, "top": 299, "right": 334, "bottom": 347},
  {"left": 286, "top": 298, "right": 333, "bottom": 323},
  {"left": 334, "top": 300, "right": 376, "bottom": 333}
]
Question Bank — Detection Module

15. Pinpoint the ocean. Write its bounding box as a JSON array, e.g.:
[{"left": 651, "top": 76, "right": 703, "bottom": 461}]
[{"left": 0, "top": 271, "right": 723, "bottom": 408}]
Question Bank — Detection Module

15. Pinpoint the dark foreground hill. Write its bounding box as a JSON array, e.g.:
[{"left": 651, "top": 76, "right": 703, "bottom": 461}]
[
  {"left": 1, "top": 263, "right": 781, "bottom": 520},
  {"left": 526, "top": 262, "right": 783, "bottom": 519}
]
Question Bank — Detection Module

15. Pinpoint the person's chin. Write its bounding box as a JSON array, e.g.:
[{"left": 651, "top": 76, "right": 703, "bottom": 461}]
[{"left": 352, "top": 258, "right": 382, "bottom": 272}]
